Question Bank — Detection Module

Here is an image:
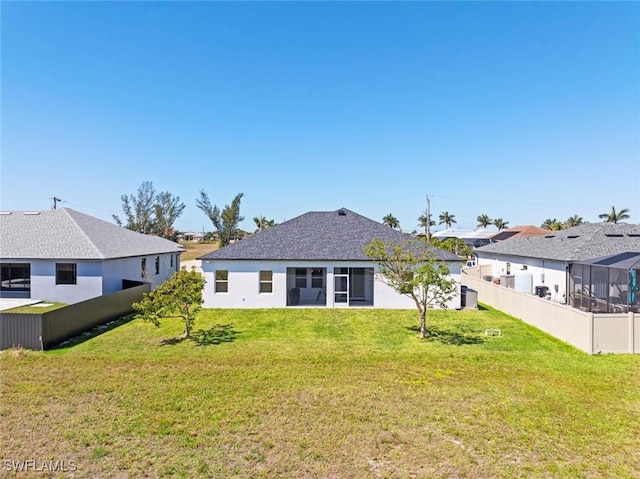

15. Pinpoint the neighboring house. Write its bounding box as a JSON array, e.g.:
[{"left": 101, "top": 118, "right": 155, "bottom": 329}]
[
  {"left": 474, "top": 223, "right": 640, "bottom": 303},
  {"left": 180, "top": 232, "right": 205, "bottom": 242},
  {"left": 198, "top": 208, "right": 462, "bottom": 309},
  {"left": 487, "top": 225, "right": 548, "bottom": 242},
  {"left": 431, "top": 228, "right": 496, "bottom": 248},
  {"left": 569, "top": 251, "right": 640, "bottom": 313},
  {"left": 0, "top": 209, "right": 183, "bottom": 304}
]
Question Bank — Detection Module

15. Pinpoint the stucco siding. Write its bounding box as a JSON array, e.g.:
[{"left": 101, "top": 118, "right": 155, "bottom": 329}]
[
  {"left": 102, "top": 258, "right": 142, "bottom": 293},
  {"left": 2, "top": 253, "right": 180, "bottom": 305},
  {"left": 30, "top": 260, "right": 103, "bottom": 304},
  {"left": 476, "top": 254, "right": 567, "bottom": 301},
  {"left": 102, "top": 253, "right": 179, "bottom": 293},
  {"left": 202, "top": 260, "right": 289, "bottom": 308},
  {"left": 201, "top": 259, "right": 461, "bottom": 309},
  {"left": 372, "top": 279, "right": 415, "bottom": 309}
]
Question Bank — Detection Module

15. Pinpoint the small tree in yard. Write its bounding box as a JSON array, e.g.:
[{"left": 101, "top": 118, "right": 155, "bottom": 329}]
[
  {"left": 133, "top": 268, "right": 205, "bottom": 339},
  {"left": 363, "top": 238, "right": 457, "bottom": 339}
]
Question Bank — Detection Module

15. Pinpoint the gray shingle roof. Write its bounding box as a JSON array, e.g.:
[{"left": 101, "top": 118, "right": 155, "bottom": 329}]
[
  {"left": 474, "top": 223, "right": 640, "bottom": 262},
  {"left": 199, "top": 208, "right": 461, "bottom": 262},
  {"left": 0, "top": 208, "right": 183, "bottom": 260}
]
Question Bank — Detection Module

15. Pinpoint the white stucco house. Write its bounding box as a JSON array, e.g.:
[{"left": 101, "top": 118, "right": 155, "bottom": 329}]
[
  {"left": 0, "top": 208, "right": 183, "bottom": 304},
  {"left": 198, "top": 208, "right": 462, "bottom": 309},
  {"left": 474, "top": 223, "right": 640, "bottom": 303}
]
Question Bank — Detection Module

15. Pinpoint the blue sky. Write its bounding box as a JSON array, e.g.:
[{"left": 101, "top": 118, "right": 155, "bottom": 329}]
[{"left": 2, "top": 1, "right": 639, "bottom": 233}]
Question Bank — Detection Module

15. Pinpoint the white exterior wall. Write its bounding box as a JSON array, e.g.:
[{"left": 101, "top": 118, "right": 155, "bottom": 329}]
[
  {"left": 102, "top": 253, "right": 180, "bottom": 293},
  {"left": 476, "top": 253, "right": 568, "bottom": 302},
  {"left": 202, "top": 260, "right": 289, "bottom": 308},
  {"left": 201, "top": 259, "right": 461, "bottom": 309},
  {"left": 448, "top": 263, "right": 462, "bottom": 310},
  {"left": 9, "top": 253, "right": 180, "bottom": 305},
  {"left": 31, "top": 260, "right": 103, "bottom": 304},
  {"left": 372, "top": 262, "right": 461, "bottom": 309}
]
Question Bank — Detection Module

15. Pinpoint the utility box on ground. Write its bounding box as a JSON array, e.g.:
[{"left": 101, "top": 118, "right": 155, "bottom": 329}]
[{"left": 461, "top": 287, "right": 478, "bottom": 309}]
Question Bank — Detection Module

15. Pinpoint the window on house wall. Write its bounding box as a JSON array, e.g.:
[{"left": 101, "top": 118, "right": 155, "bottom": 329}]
[
  {"left": 170, "top": 255, "right": 173, "bottom": 268},
  {"left": 506, "top": 263, "right": 511, "bottom": 275},
  {"left": 259, "top": 270, "right": 273, "bottom": 293},
  {"left": 295, "top": 268, "right": 307, "bottom": 288},
  {"left": 215, "top": 270, "right": 229, "bottom": 293},
  {"left": 155, "top": 256, "right": 160, "bottom": 275},
  {"left": 311, "top": 269, "right": 323, "bottom": 288},
  {"left": 1, "top": 263, "right": 31, "bottom": 291},
  {"left": 141, "top": 258, "right": 147, "bottom": 278},
  {"left": 56, "top": 263, "right": 77, "bottom": 285}
]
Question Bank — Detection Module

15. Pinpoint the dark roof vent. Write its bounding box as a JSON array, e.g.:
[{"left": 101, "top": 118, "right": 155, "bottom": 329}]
[
  {"left": 567, "top": 235, "right": 579, "bottom": 239},
  {"left": 605, "top": 234, "right": 624, "bottom": 238},
  {"left": 338, "top": 208, "right": 347, "bottom": 216},
  {"left": 544, "top": 234, "right": 555, "bottom": 238}
]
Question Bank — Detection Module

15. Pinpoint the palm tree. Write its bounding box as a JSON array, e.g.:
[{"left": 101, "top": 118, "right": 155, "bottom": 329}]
[
  {"left": 253, "top": 215, "right": 275, "bottom": 233},
  {"left": 417, "top": 212, "right": 436, "bottom": 234},
  {"left": 476, "top": 214, "right": 493, "bottom": 228},
  {"left": 440, "top": 238, "right": 472, "bottom": 257},
  {"left": 438, "top": 211, "right": 457, "bottom": 229},
  {"left": 598, "top": 206, "right": 630, "bottom": 224},
  {"left": 382, "top": 214, "right": 400, "bottom": 229},
  {"left": 541, "top": 218, "right": 563, "bottom": 231},
  {"left": 564, "top": 215, "right": 584, "bottom": 228},
  {"left": 493, "top": 218, "right": 509, "bottom": 231}
]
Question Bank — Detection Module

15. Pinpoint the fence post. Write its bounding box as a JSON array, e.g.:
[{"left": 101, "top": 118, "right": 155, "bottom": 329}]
[
  {"left": 589, "top": 313, "right": 595, "bottom": 355},
  {"left": 630, "top": 312, "right": 635, "bottom": 354}
]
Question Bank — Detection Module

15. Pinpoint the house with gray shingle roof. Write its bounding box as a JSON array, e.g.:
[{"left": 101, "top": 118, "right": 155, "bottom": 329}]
[
  {"left": 0, "top": 208, "right": 183, "bottom": 304},
  {"left": 473, "top": 223, "right": 640, "bottom": 303},
  {"left": 198, "top": 208, "right": 462, "bottom": 309}
]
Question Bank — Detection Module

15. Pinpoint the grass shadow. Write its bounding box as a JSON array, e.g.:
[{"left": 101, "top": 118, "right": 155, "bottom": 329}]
[
  {"left": 50, "top": 315, "right": 136, "bottom": 350},
  {"left": 160, "top": 336, "right": 188, "bottom": 346},
  {"left": 192, "top": 324, "right": 240, "bottom": 346},
  {"left": 407, "top": 325, "right": 485, "bottom": 346}
]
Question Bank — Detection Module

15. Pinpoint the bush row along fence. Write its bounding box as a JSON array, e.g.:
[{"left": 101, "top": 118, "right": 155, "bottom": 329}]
[
  {"left": 462, "top": 266, "right": 639, "bottom": 355},
  {"left": 0, "top": 283, "right": 150, "bottom": 350}
]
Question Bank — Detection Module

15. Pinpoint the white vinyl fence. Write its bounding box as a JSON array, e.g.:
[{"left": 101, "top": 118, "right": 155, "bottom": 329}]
[{"left": 462, "top": 267, "right": 639, "bottom": 355}]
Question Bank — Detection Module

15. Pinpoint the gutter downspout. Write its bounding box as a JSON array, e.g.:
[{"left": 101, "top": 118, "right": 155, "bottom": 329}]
[{"left": 565, "top": 261, "right": 571, "bottom": 305}]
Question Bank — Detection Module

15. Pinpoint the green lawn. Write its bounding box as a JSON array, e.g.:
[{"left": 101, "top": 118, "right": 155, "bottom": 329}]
[{"left": 2, "top": 306, "right": 639, "bottom": 478}]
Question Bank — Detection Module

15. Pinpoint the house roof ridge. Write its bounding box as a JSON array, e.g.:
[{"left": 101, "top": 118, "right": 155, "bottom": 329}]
[
  {"left": 198, "top": 207, "right": 461, "bottom": 262},
  {"left": 475, "top": 222, "right": 640, "bottom": 262},
  {"left": 0, "top": 207, "right": 182, "bottom": 260},
  {"left": 62, "top": 208, "right": 106, "bottom": 259}
]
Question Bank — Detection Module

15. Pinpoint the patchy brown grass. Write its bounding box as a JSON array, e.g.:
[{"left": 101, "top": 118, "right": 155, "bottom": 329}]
[
  {"left": 1, "top": 307, "right": 639, "bottom": 478},
  {"left": 178, "top": 241, "right": 218, "bottom": 261}
]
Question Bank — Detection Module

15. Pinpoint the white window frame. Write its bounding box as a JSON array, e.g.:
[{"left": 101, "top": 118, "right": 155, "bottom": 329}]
[
  {"left": 215, "top": 270, "right": 229, "bottom": 293},
  {"left": 259, "top": 270, "right": 273, "bottom": 294}
]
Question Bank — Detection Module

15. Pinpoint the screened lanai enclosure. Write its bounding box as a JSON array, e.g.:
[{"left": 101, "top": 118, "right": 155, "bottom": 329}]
[
  {"left": 569, "top": 252, "right": 640, "bottom": 313},
  {"left": 285, "top": 267, "right": 375, "bottom": 307}
]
